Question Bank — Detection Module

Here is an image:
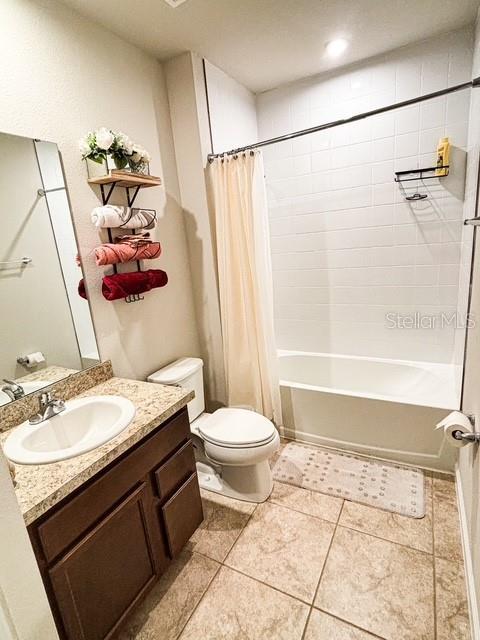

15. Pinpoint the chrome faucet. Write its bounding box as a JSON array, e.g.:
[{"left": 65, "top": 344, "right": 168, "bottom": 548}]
[
  {"left": 29, "top": 391, "right": 66, "bottom": 425},
  {"left": 2, "top": 379, "right": 25, "bottom": 401}
]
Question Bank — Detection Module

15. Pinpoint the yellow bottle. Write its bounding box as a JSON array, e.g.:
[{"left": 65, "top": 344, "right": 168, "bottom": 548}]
[{"left": 435, "top": 137, "right": 450, "bottom": 176}]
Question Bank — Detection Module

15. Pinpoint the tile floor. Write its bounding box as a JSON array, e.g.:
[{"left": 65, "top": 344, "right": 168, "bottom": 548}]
[{"left": 116, "top": 448, "right": 471, "bottom": 640}]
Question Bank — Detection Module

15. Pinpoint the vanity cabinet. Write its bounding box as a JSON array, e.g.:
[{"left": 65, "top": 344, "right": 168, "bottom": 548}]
[{"left": 27, "top": 407, "right": 203, "bottom": 640}]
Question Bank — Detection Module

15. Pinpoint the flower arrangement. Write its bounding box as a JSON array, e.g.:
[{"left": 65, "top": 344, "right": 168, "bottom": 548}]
[{"left": 79, "top": 127, "right": 151, "bottom": 173}]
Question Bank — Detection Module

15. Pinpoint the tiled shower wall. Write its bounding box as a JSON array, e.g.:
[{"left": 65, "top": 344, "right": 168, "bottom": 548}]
[{"left": 257, "top": 27, "right": 474, "bottom": 363}]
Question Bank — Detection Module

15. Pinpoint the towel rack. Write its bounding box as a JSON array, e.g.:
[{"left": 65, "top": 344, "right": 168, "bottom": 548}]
[{"left": 0, "top": 257, "right": 32, "bottom": 267}]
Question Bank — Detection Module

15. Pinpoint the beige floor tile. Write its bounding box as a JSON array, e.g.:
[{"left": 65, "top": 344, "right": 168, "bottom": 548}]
[
  {"left": 433, "top": 476, "right": 463, "bottom": 562},
  {"left": 304, "top": 609, "right": 380, "bottom": 639},
  {"left": 115, "top": 550, "right": 219, "bottom": 640},
  {"left": 188, "top": 489, "right": 256, "bottom": 562},
  {"left": 225, "top": 502, "right": 334, "bottom": 602},
  {"left": 179, "top": 566, "right": 309, "bottom": 640},
  {"left": 435, "top": 557, "right": 471, "bottom": 640},
  {"left": 268, "top": 481, "right": 343, "bottom": 523},
  {"left": 339, "top": 476, "right": 432, "bottom": 552},
  {"left": 315, "top": 526, "right": 434, "bottom": 640},
  {"left": 269, "top": 438, "right": 289, "bottom": 469}
]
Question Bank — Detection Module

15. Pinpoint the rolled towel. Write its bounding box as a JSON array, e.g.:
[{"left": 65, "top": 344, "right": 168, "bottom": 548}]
[
  {"left": 102, "top": 269, "right": 168, "bottom": 301},
  {"left": 91, "top": 205, "right": 156, "bottom": 230},
  {"left": 94, "top": 241, "right": 161, "bottom": 266}
]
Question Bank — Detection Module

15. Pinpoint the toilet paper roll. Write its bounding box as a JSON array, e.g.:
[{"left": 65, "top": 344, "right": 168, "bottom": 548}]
[
  {"left": 24, "top": 352, "right": 45, "bottom": 367},
  {"left": 436, "top": 411, "right": 473, "bottom": 448}
]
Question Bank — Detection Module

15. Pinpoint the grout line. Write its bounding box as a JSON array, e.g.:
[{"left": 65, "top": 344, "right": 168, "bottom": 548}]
[
  {"left": 338, "top": 522, "right": 433, "bottom": 557},
  {"left": 173, "top": 497, "right": 259, "bottom": 640},
  {"left": 336, "top": 519, "right": 433, "bottom": 556},
  {"left": 300, "top": 606, "right": 313, "bottom": 640},
  {"left": 267, "top": 498, "right": 342, "bottom": 527},
  {"left": 310, "top": 499, "right": 344, "bottom": 609},
  {"left": 314, "top": 607, "right": 388, "bottom": 639},
  {"left": 223, "top": 564, "right": 313, "bottom": 607},
  {"left": 173, "top": 556, "right": 222, "bottom": 640},
  {"left": 221, "top": 503, "right": 258, "bottom": 566}
]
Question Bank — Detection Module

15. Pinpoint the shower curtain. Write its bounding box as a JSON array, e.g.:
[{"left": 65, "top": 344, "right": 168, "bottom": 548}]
[{"left": 208, "top": 151, "right": 282, "bottom": 425}]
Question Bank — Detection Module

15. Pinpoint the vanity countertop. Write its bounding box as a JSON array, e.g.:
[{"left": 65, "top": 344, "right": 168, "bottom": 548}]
[{"left": 1, "top": 377, "right": 193, "bottom": 525}]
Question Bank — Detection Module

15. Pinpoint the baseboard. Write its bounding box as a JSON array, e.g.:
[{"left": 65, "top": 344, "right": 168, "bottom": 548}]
[{"left": 455, "top": 465, "right": 480, "bottom": 640}]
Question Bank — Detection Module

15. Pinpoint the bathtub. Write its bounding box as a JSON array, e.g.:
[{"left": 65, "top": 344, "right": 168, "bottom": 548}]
[{"left": 278, "top": 350, "right": 461, "bottom": 471}]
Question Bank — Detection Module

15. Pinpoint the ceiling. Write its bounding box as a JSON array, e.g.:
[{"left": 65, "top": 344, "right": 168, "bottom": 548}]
[{"left": 60, "top": 0, "right": 479, "bottom": 93}]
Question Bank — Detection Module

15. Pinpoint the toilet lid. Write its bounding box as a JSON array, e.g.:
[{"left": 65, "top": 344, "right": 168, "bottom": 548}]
[{"left": 198, "top": 408, "right": 276, "bottom": 447}]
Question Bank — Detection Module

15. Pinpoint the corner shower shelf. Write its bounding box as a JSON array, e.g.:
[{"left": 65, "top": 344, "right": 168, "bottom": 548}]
[
  {"left": 88, "top": 171, "right": 162, "bottom": 207},
  {"left": 394, "top": 166, "right": 449, "bottom": 182}
]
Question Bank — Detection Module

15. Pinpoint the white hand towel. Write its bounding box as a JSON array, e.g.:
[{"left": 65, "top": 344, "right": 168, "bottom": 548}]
[
  {"left": 91, "top": 205, "right": 156, "bottom": 230},
  {"left": 91, "top": 205, "right": 124, "bottom": 228}
]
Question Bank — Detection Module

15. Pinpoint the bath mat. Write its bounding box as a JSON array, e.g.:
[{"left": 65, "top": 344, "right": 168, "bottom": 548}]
[{"left": 272, "top": 442, "right": 425, "bottom": 518}]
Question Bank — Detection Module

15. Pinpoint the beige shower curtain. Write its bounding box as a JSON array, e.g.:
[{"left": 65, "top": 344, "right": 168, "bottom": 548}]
[{"left": 209, "top": 151, "right": 282, "bottom": 425}]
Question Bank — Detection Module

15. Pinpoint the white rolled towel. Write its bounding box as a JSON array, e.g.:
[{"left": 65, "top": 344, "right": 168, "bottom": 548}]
[{"left": 91, "top": 205, "right": 156, "bottom": 230}]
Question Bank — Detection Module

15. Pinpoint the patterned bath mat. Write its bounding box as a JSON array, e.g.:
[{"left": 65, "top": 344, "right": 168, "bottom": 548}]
[{"left": 272, "top": 442, "right": 425, "bottom": 518}]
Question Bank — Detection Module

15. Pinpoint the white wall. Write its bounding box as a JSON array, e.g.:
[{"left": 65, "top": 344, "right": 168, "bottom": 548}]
[
  {"left": 165, "top": 56, "right": 258, "bottom": 408},
  {"left": 0, "top": 450, "right": 59, "bottom": 640},
  {"left": 458, "top": 12, "right": 480, "bottom": 636},
  {"left": 165, "top": 53, "right": 227, "bottom": 408},
  {"left": 0, "top": 0, "right": 200, "bottom": 382},
  {"left": 256, "top": 28, "right": 473, "bottom": 367},
  {"left": 204, "top": 60, "right": 258, "bottom": 152}
]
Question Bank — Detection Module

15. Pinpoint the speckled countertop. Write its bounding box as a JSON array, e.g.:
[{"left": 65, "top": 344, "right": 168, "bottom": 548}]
[{"left": 1, "top": 377, "right": 193, "bottom": 526}]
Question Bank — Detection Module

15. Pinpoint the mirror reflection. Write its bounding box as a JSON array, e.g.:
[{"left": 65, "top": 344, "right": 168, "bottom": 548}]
[{"left": 0, "top": 132, "right": 99, "bottom": 405}]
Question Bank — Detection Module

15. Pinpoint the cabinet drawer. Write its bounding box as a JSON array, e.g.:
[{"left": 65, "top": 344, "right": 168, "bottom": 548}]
[
  {"left": 49, "top": 484, "right": 156, "bottom": 640},
  {"left": 162, "top": 473, "right": 203, "bottom": 558},
  {"left": 154, "top": 440, "right": 196, "bottom": 501},
  {"left": 37, "top": 408, "right": 190, "bottom": 563}
]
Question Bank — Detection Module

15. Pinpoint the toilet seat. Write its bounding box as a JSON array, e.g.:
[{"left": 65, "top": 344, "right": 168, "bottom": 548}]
[{"left": 198, "top": 408, "right": 276, "bottom": 449}]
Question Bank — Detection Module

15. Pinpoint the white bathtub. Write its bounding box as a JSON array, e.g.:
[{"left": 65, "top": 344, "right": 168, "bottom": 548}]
[{"left": 278, "top": 350, "right": 461, "bottom": 471}]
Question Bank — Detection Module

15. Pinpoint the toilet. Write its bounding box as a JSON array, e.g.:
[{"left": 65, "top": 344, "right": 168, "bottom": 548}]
[{"left": 148, "top": 357, "right": 280, "bottom": 502}]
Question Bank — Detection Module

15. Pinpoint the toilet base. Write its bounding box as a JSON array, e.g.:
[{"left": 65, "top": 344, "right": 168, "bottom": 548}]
[{"left": 195, "top": 460, "right": 273, "bottom": 503}]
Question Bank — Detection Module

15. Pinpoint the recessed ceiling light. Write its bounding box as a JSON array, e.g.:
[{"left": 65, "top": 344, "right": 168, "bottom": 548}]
[
  {"left": 325, "top": 38, "right": 349, "bottom": 58},
  {"left": 163, "top": 0, "right": 189, "bottom": 7}
]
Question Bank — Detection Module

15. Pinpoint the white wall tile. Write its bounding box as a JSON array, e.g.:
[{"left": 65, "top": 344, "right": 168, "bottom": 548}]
[{"left": 256, "top": 27, "right": 473, "bottom": 363}]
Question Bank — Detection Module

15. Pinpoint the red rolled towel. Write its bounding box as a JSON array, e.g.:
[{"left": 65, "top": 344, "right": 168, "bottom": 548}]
[
  {"left": 78, "top": 279, "right": 88, "bottom": 300},
  {"left": 102, "top": 269, "right": 168, "bottom": 301}
]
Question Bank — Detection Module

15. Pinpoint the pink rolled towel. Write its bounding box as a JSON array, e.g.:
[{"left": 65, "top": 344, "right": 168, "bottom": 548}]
[{"left": 94, "top": 241, "right": 161, "bottom": 266}]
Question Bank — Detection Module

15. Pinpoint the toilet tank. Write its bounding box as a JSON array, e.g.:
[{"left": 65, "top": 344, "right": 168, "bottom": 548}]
[{"left": 147, "top": 357, "right": 204, "bottom": 422}]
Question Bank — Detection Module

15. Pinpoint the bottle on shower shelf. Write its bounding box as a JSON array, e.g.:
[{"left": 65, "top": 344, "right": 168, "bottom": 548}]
[{"left": 435, "top": 137, "right": 450, "bottom": 176}]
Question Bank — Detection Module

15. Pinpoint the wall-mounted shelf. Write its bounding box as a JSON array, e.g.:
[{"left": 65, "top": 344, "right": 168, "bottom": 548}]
[
  {"left": 394, "top": 166, "right": 449, "bottom": 182},
  {"left": 88, "top": 171, "right": 161, "bottom": 207},
  {"left": 87, "top": 168, "right": 162, "bottom": 303}
]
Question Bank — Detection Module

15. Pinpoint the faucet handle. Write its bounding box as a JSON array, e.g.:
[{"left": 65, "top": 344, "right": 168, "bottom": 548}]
[{"left": 40, "top": 391, "right": 52, "bottom": 407}]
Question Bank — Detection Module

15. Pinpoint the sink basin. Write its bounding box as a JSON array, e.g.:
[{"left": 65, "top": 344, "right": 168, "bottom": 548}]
[{"left": 4, "top": 395, "right": 136, "bottom": 465}]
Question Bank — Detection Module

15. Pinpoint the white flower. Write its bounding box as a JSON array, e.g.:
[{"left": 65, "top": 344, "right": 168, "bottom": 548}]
[
  {"left": 131, "top": 144, "right": 150, "bottom": 164},
  {"left": 116, "top": 132, "right": 134, "bottom": 155},
  {"left": 78, "top": 135, "right": 91, "bottom": 157},
  {"left": 95, "top": 127, "right": 114, "bottom": 151}
]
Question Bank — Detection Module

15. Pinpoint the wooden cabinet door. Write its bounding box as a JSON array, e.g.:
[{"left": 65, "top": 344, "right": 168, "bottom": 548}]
[
  {"left": 49, "top": 484, "right": 157, "bottom": 640},
  {"left": 162, "top": 473, "right": 203, "bottom": 558}
]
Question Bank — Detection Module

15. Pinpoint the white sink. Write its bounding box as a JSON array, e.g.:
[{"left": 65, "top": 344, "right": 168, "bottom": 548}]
[{"left": 4, "top": 395, "right": 136, "bottom": 465}]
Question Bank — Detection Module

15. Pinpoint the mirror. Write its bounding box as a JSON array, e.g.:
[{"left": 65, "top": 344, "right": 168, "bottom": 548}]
[{"left": 0, "top": 132, "right": 99, "bottom": 405}]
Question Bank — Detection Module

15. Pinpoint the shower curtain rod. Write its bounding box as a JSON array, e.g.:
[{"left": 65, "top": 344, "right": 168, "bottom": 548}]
[{"left": 207, "top": 77, "right": 480, "bottom": 162}]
